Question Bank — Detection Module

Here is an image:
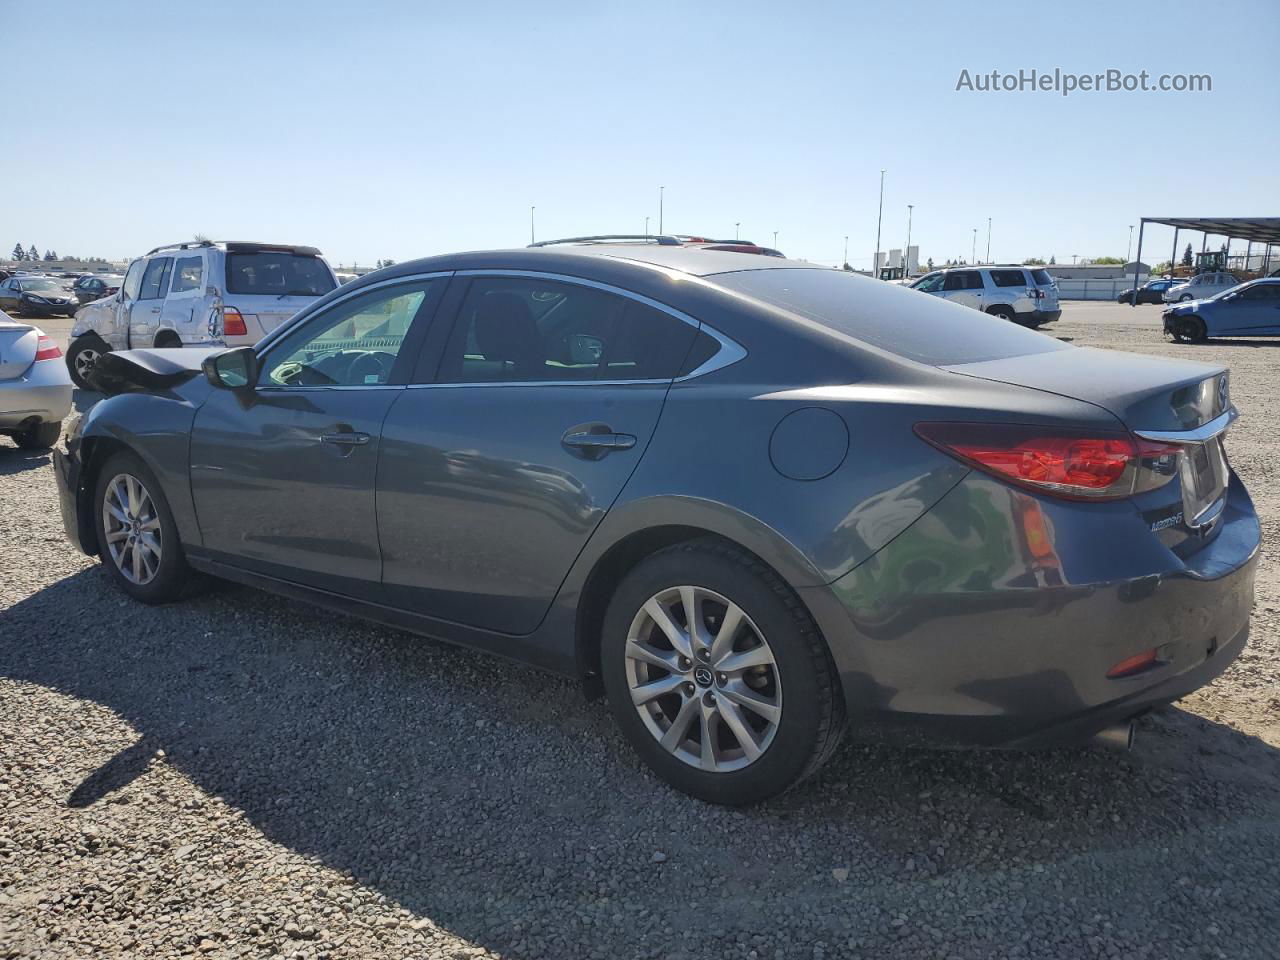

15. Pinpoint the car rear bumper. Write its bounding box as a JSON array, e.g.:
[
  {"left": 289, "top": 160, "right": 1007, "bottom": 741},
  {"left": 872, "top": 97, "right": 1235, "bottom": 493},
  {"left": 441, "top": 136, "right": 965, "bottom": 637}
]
[
  {"left": 0, "top": 361, "right": 73, "bottom": 428},
  {"left": 801, "top": 470, "right": 1259, "bottom": 749},
  {"left": 1025, "top": 308, "right": 1061, "bottom": 324}
]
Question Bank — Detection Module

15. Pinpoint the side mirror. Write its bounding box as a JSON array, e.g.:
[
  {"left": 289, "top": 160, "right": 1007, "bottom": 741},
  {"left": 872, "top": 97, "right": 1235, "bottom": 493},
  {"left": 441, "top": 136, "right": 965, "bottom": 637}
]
[{"left": 203, "top": 347, "right": 259, "bottom": 390}]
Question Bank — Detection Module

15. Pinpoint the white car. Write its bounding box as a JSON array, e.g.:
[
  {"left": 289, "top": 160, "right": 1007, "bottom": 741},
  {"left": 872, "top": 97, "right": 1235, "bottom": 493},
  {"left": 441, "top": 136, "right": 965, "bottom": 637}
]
[
  {"left": 906, "top": 265, "right": 1062, "bottom": 327},
  {"left": 0, "top": 312, "right": 72, "bottom": 449},
  {"left": 67, "top": 240, "right": 338, "bottom": 388},
  {"left": 1162, "top": 272, "right": 1239, "bottom": 303}
]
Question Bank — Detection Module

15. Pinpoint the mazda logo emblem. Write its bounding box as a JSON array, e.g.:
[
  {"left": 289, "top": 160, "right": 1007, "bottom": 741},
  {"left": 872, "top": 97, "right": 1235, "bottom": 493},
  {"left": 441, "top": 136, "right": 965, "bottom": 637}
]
[{"left": 694, "top": 667, "right": 714, "bottom": 687}]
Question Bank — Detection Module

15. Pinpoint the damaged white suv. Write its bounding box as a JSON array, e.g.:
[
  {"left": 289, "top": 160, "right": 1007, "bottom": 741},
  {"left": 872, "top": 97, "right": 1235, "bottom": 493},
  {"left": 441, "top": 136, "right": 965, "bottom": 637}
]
[{"left": 66, "top": 241, "right": 337, "bottom": 388}]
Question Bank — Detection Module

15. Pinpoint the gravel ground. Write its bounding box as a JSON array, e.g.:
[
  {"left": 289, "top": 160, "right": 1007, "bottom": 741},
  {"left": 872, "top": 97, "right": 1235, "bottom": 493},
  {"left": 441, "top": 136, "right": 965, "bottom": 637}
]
[{"left": 3, "top": 302, "right": 1280, "bottom": 960}]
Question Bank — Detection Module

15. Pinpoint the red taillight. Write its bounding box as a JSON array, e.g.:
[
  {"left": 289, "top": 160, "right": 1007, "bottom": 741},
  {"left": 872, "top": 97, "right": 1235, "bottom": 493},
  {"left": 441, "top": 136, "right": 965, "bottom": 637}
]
[
  {"left": 222, "top": 307, "right": 248, "bottom": 337},
  {"left": 1107, "top": 648, "right": 1158, "bottom": 678},
  {"left": 915, "top": 422, "right": 1180, "bottom": 500},
  {"left": 34, "top": 335, "right": 62, "bottom": 362}
]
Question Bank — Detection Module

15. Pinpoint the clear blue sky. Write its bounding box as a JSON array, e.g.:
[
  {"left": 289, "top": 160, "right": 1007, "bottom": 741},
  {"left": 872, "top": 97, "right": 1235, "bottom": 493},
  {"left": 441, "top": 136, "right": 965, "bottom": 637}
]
[{"left": 5, "top": 0, "right": 1277, "bottom": 269}]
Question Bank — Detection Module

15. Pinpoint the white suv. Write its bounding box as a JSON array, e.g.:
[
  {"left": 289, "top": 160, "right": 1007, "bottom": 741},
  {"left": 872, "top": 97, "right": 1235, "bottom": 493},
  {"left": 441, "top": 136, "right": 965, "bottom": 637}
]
[
  {"left": 67, "top": 241, "right": 337, "bottom": 388},
  {"left": 907, "top": 265, "right": 1061, "bottom": 327},
  {"left": 1162, "top": 272, "right": 1240, "bottom": 304}
]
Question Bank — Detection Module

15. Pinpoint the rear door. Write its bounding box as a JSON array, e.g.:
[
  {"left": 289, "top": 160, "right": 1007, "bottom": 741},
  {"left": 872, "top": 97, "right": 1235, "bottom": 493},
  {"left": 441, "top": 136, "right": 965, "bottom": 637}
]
[
  {"left": 376, "top": 272, "right": 701, "bottom": 634},
  {"left": 160, "top": 254, "right": 206, "bottom": 342},
  {"left": 939, "top": 270, "right": 984, "bottom": 310},
  {"left": 221, "top": 248, "right": 338, "bottom": 343},
  {"left": 189, "top": 276, "right": 447, "bottom": 595}
]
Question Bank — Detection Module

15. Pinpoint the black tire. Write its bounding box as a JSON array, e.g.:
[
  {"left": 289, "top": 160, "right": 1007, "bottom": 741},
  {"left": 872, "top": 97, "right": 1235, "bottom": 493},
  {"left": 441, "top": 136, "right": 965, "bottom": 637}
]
[
  {"left": 601, "top": 538, "right": 845, "bottom": 805},
  {"left": 92, "top": 451, "right": 193, "bottom": 603},
  {"left": 154, "top": 332, "right": 182, "bottom": 348},
  {"left": 1170, "top": 315, "right": 1207, "bottom": 344},
  {"left": 67, "top": 335, "right": 108, "bottom": 389},
  {"left": 12, "top": 421, "right": 62, "bottom": 449},
  {"left": 986, "top": 305, "right": 1018, "bottom": 323},
  {"left": 1179, "top": 293, "right": 1194, "bottom": 302}
]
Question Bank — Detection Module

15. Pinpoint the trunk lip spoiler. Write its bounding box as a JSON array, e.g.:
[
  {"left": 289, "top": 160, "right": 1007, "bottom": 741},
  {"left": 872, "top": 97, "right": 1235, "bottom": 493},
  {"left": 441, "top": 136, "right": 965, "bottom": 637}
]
[{"left": 1134, "top": 406, "right": 1238, "bottom": 445}]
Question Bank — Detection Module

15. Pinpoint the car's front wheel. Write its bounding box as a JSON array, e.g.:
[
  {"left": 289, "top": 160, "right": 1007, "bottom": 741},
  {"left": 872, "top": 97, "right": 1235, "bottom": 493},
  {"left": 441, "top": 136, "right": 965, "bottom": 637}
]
[
  {"left": 1170, "top": 315, "right": 1208, "bottom": 344},
  {"left": 67, "top": 336, "right": 107, "bottom": 389},
  {"left": 601, "top": 539, "right": 845, "bottom": 805},
  {"left": 1179, "top": 293, "right": 1194, "bottom": 302},
  {"left": 93, "top": 451, "right": 192, "bottom": 603}
]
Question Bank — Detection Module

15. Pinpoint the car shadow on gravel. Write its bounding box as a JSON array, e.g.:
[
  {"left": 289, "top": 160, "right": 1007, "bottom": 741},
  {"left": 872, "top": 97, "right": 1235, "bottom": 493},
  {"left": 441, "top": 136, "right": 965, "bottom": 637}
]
[
  {"left": 5, "top": 568, "right": 1280, "bottom": 959},
  {"left": 0, "top": 444, "right": 52, "bottom": 475}
]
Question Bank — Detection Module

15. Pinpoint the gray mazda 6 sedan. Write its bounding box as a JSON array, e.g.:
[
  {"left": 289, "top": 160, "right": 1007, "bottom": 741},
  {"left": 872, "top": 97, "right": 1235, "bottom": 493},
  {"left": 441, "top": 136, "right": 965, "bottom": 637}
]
[{"left": 53, "top": 238, "right": 1259, "bottom": 804}]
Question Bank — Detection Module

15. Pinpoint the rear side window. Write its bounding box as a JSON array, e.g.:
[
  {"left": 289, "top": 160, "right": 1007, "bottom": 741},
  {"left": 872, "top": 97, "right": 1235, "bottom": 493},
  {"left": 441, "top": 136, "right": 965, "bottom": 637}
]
[
  {"left": 990, "top": 269, "right": 1028, "bottom": 287},
  {"left": 139, "top": 258, "right": 173, "bottom": 300},
  {"left": 438, "top": 277, "right": 697, "bottom": 384},
  {"left": 225, "top": 252, "right": 336, "bottom": 296},
  {"left": 170, "top": 257, "right": 203, "bottom": 294},
  {"left": 1030, "top": 269, "right": 1053, "bottom": 285},
  {"left": 715, "top": 268, "right": 1068, "bottom": 366}
]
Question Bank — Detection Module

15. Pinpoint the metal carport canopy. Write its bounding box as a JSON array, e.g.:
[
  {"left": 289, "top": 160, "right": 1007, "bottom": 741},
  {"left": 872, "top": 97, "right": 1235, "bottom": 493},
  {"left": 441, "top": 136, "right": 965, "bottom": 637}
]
[{"left": 1139, "top": 217, "right": 1280, "bottom": 246}]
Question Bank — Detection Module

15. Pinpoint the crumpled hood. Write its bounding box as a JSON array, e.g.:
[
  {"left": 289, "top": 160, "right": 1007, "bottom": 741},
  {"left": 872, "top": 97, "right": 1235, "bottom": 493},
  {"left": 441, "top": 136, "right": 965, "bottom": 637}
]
[{"left": 87, "top": 347, "right": 221, "bottom": 395}]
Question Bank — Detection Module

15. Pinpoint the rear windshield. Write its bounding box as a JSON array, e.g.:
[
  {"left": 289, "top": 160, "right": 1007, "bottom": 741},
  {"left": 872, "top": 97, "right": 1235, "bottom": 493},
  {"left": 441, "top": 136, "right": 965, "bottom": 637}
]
[
  {"left": 1030, "top": 268, "right": 1053, "bottom": 285},
  {"left": 714, "top": 268, "right": 1068, "bottom": 366},
  {"left": 225, "top": 252, "right": 335, "bottom": 297}
]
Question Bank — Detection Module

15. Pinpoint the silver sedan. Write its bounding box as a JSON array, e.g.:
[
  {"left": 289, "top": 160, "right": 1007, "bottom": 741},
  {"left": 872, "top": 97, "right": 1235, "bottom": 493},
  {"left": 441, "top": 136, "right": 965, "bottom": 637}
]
[{"left": 0, "top": 311, "right": 73, "bottom": 449}]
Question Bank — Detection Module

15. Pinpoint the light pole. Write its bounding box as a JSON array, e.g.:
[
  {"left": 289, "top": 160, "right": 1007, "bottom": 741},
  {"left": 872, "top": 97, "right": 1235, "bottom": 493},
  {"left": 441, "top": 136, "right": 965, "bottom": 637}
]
[
  {"left": 985, "top": 217, "right": 991, "bottom": 264},
  {"left": 645, "top": 216, "right": 650, "bottom": 236},
  {"left": 874, "top": 169, "right": 885, "bottom": 277},
  {"left": 843, "top": 235, "right": 848, "bottom": 268},
  {"left": 735, "top": 222, "right": 740, "bottom": 240},
  {"left": 904, "top": 205, "right": 913, "bottom": 276},
  {"left": 659, "top": 186, "right": 665, "bottom": 234},
  {"left": 530, "top": 206, "right": 535, "bottom": 245},
  {"left": 1126, "top": 225, "right": 1134, "bottom": 262},
  {"left": 972, "top": 228, "right": 977, "bottom": 265},
  {"left": 772, "top": 230, "right": 778, "bottom": 249}
]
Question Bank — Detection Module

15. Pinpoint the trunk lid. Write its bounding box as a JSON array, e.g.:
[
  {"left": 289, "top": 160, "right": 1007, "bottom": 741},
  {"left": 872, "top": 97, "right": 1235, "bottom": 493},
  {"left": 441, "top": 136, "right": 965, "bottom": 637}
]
[
  {"left": 0, "top": 321, "right": 37, "bottom": 380},
  {"left": 224, "top": 294, "right": 317, "bottom": 336}
]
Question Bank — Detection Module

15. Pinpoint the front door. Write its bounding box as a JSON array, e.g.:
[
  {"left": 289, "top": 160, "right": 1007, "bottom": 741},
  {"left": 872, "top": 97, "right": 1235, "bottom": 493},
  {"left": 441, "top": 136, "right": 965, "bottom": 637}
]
[
  {"left": 189, "top": 276, "right": 447, "bottom": 595},
  {"left": 130, "top": 257, "right": 171, "bottom": 347},
  {"left": 940, "top": 270, "right": 984, "bottom": 310},
  {"left": 376, "top": 273, "right": 701, "bottom": 634},
  {"left": 1221, "top": 282, "right": 1280, "bottom": 335},
  {"left": 109, "top": 259, "right": 147, "bottom": 350}
]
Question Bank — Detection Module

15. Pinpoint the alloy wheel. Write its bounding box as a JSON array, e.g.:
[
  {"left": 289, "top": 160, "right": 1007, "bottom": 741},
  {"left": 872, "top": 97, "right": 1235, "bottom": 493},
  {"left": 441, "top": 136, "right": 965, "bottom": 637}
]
[
  {"left": 625, "top": 585, "right": 782, "bottom": 772},
  {"left": 74, "top": 346, "right": 100, "bottom": 380},
  {"left": 102, "top": 473, "right": 163, "bottom": 585}
]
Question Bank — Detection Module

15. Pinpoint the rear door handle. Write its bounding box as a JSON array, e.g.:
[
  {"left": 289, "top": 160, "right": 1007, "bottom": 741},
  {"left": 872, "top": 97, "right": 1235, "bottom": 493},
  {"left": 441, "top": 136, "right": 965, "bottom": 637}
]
[
  {"left": 562, "top": 426, "right": 637, "bottom": 459},
  {"left": 321, "top": 431, "right": 371, "bottom": 446}
]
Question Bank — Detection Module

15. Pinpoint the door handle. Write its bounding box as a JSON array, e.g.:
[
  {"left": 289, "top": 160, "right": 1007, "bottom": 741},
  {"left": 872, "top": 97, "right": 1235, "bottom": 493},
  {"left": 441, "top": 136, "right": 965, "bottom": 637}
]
[
  {"left": 321, "top": 431, "right": 371, "bottom": 446},
  {"left": 562, "top": 426, "right": 637, "bottom": 459}
]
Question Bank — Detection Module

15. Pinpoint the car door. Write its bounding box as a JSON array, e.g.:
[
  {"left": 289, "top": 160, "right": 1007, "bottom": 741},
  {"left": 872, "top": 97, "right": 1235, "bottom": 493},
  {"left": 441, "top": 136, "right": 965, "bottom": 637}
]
[
  {"left": 130, "top": 257, "right": 172, "bottom": 347},
  {"left": 160, "top": 254, "right": 205, "bottom": 342},
  {"left": 1221, "top": 282, "right": 1280, "bottom": 335},
  {"left": 106, "top": 259, "right": 147, "bottom": 349},
  {"left": 0, "top": 279, "right": 17, "bottom": 312},
  {"left": 375, "top": 272, "right": 702, "bottom": 634},
  {"left": 188, "top": 275, "right": 447, "bottom": 596},
  {"left": 940, "top": 270, "right": 983, "bottom": 309}
]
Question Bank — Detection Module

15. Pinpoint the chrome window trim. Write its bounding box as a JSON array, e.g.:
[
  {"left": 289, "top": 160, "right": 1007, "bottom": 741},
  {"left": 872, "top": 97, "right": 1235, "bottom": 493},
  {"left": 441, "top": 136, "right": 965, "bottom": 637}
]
[
  {"left": 252, "top": 271, "right": 455, "bottom": 357},
  {"left": 447, "top": 268, "right": 747, "bottom": 385},
  {"left": 1134, "top": 406, "right": 1238, "bottom": 445}
]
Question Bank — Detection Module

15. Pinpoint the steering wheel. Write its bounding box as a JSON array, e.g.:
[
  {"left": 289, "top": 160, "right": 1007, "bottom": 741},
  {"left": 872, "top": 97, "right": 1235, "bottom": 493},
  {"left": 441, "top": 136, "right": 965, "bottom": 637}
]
[{"left": 346, "top": 350, "right": 395, "bottom": 384}]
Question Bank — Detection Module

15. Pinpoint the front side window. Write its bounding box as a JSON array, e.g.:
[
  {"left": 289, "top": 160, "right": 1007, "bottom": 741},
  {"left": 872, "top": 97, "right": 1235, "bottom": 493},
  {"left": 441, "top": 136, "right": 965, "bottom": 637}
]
[
  {"left": 260, "top": 281, "right": 436, "bottom": 387},
  {"left": 912, "top": 273, "right": 944, "bottom": 293},
  {"left": 226, "top": 252, "right": 335, "bottom": 296},
  {"left": 139, "top": 258, "right": 173, "bottom": 300},
  {"left": 170, "top": 257, "right": 203, "bottom": 294},
  {"left": 437, "top": 277, "right": 698, "bottom": 384}
]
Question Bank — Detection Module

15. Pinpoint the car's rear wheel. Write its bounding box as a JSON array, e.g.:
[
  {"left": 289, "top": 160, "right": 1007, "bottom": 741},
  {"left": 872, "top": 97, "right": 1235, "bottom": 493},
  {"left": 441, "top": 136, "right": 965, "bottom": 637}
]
[
  {"left": 93, "top": 451, "right": 192, "bottom": 603},
  {"left": 12, "top": 421, "right": 62, "bottom": 449},
  {"left": 985, "top": 305, "right": 1018, "bottom": 323},
  {"left": 67, "top": 336, "right": 106, "bottom": 389},
  {"left": 1171, "top": 315, "right": 1207, "bottom": 344},
  {"left": 601, "top": 539, "right": 844, "bottom": 805}
]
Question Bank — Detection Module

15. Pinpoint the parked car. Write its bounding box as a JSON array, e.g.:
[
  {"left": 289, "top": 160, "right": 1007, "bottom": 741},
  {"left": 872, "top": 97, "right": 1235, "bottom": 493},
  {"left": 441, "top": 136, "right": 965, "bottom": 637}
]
[
  {"left": 1163, "top": 272, "right": 1239, "bottom": 303},
  {"left": 1163, "top": 278, "right": 1280, "bottom": 342},
  {"left": 53, "top": 241, "right": 1257, "bottom": 805},
  {"left": 1118, "top": 278, "right": 1180, "bottom": 304},
  {"left": 66, "top": 240, "right": 337, "bottom": 388},
  {"left": 71, "top": 274, "right": 125, "bottom": 306},
  {"left": 0, "top": 276, "right": 78, "bottom": 317},
  {"left": 907, "top": 265, "right": 1061, "bottom": 326},
  {"left": 0, "top": 311, "right": 72, "bottom": 448}
]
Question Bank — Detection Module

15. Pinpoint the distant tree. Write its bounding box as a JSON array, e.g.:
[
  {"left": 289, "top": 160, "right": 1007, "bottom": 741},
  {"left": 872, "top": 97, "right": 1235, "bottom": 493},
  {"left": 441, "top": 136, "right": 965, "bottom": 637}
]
[
  {"left": 193, "top": 233, "right": 211, "bottom": 243},
  {"left": 27, "top": 244, "right": 38, "bottom": 261},
  {"left": 1152, "top": 260, "right": 1173, "bottom": 275},
  {"left": 1093, "top": 256, "right": 1125, "bottom": 265},
  {"left": 1024, "top": 257, "right": 1046, "bottom": 265},
  {"left": 11, "top": 243, "right": 24, "bottom": 261},
  {"left": 1048, "top": 255, "right": 1056, "bottom": 265},
  {"left": 1181, "top": 243, "right": 1194, "bottom": 268},
  {"left": 926, "top": 257, "right": 934, "bottom": 270},
  {"left": 43, "top": 250, "right": 56, "bottom": 261}
]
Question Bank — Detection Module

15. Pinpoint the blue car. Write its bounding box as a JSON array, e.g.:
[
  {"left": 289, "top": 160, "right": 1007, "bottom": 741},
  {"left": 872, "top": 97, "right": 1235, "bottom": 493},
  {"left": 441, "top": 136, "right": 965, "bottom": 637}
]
[{"left": 1164, "top": 278, "right": 1280, "bottom": 342}]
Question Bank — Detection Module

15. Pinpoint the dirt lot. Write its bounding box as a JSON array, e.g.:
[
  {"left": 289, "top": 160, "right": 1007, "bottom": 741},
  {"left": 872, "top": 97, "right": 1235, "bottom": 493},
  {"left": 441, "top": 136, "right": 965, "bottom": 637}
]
[{"left": 3, "top": 302, "right": 1279, "bottom": 959}]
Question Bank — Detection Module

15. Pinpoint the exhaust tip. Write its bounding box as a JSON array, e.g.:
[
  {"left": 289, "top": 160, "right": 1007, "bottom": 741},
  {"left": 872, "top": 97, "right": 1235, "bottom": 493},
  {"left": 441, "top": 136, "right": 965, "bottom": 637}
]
[{"left": 1092, "top": 720, "right": 1136, "bottom": 751}]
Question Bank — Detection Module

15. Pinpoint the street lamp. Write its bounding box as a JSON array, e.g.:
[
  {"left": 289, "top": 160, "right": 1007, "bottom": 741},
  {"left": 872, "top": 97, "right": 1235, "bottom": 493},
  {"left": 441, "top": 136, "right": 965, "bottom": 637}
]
[
  {"left": 986, "top": 217, "right": 992, "bottom": 264},
  {"left": 772, "top": 230, "right": 778, "bottom": 248},
  {"left": 843, "top": 235, "right": 849, "bottom": 269},
  {"left": 1127, "top": 225, "right": 1134, "bottom": 262},
  {"left": 735, "top": 222, "right": 740, "bottom": 240},
  {"left": 645, "top": 216, "right": 649, "bottom": 236},
  {"left": 904, "top": 205, "right": 913, "bottom": 276},
  {"left": 659, "top": 186, "right": 665, "bottom": 234},
  {"left": 874, "top": 169, "right": 885, "bottom": 278},
  {"left": 972, "top": 228, "right": 977, "bottom": 265},
  {"left": 530, "top": 206, "right": 535, "bottom": 245}
]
